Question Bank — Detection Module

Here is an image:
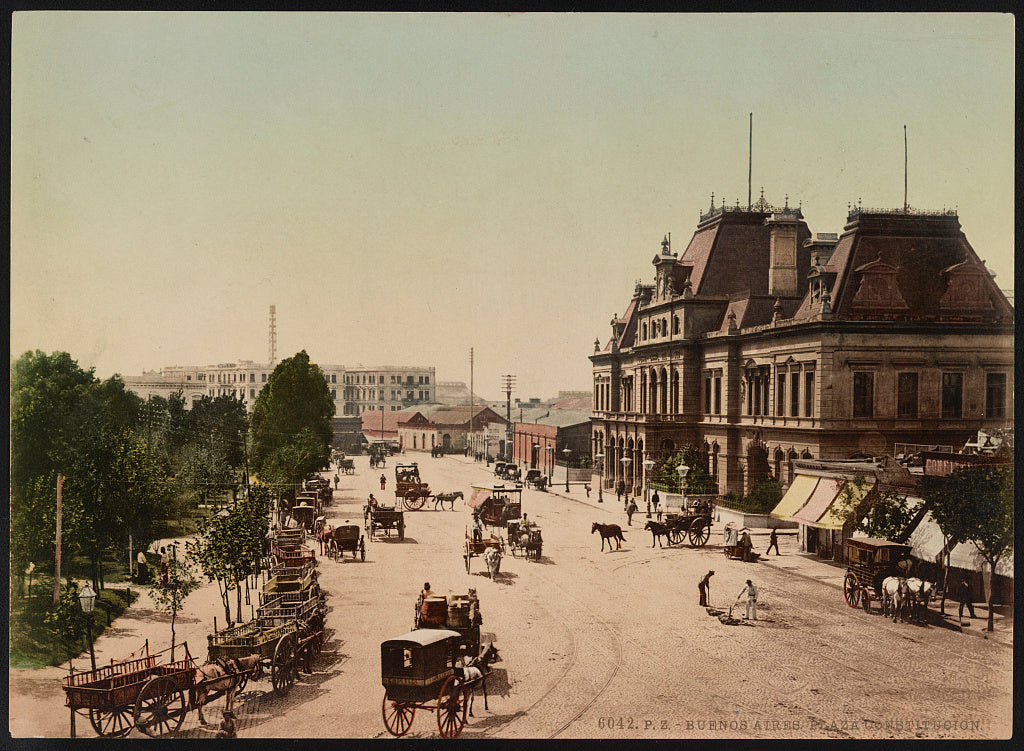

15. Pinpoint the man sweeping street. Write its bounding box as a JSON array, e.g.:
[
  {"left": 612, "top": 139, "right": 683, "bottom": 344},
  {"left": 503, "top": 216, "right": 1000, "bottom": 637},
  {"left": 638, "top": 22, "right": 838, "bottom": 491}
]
[{"left": 736, "top": 579, "right": 759, "bottom": 620}]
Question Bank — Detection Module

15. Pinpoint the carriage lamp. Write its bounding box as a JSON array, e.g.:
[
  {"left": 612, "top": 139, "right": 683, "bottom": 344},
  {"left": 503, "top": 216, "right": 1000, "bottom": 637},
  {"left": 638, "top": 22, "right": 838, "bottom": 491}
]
[
  {"left": 594, "top": 453, "right": 604, "bottom": 503},
  {"left": 677, "top": 463, "right": 690, "bottom": 506},
  {"left": 642, "top": 459, "right": 655, "bottom": 518},
  {"left": 563, "top": 449, "right": 572, "bottom": 492},
  {"left": 78, "top": 584, "right": 97, "bottom": 671}
]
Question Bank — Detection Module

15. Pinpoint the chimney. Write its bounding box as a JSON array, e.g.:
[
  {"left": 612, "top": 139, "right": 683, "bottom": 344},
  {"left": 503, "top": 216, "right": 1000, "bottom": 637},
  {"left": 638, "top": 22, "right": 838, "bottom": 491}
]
[{"left": 766, "top": 211, "right": 799, "bottom": 297}]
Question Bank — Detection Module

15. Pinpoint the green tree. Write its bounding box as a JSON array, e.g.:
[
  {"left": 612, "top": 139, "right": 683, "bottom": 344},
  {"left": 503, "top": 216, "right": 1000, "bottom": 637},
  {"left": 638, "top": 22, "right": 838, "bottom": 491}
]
[
  {"left": 653, "top": 444, "right": 717, "bottom": 494},
  {"left": 250, "top": 351, "right": 334, "bottom": 487},
  {"left": 150, "top": 544, "right": 201, "bottom": 660},
  {"left": 833, "top": 476, "right": 917, "bottom": 541},
  {"left": 921, "top": 465, "right": 1013, "bottom": 632}
]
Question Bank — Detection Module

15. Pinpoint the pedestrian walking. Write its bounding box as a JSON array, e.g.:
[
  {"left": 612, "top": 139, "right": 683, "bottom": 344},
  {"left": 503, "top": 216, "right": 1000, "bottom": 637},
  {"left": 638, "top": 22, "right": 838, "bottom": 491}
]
[
  {"left": 766, "top": 527, "right": 780, "bottom": 556},
  {"left": 333, "top": 474, "right": 339, "bottom": 490},
  {"left": 160, "top": 546, "right": 169, "bottom": 585},
  {"left": 958, "top": 578, "right": 977, "bottom": 624},
  {"left": 652, "top": 490, "right": 661, "bottom": 521},
  {"left": 698, "top": 570, "right": 714, "bottom": 606},
  {"left": 380, "top": 474, "right": 387, "bottom": 491},
  {"left": 617, "top": 480, "right": 626, "bottom": 507},
  {"left": 626, "top": 498, "right": 637, "bottom": 526},
  {"left": 136, "top": 551, "right": 149, "bottom": 584},
  {"left": 736, "top": 579, "right": 759, "bottom": 620}
]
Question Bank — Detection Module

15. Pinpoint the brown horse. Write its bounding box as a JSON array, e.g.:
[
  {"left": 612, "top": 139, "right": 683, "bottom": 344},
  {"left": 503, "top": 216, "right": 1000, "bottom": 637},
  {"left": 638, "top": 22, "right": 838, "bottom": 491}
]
[
  {"left": 592, "top": 522, "right": 626, "bottom": 551},
  {"left": 194, "top": 653, "right": 263, "bottom": 725},
  {"left": 643, "top": 520, "right": 671, "bottom": 548}
]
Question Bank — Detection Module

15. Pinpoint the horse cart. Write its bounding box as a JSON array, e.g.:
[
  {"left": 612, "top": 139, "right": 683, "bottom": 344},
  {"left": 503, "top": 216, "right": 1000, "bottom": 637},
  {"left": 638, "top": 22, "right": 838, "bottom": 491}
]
[
  {"left": 271, "top": 527, "right": 318, "bottom": 568},
  {"left": 843, "top": 537, "right": 913, "bottom": 613},
  {"left": 662, "top": 503, "right": 713, "bottom": 547},
  {"left": 366, "top": 503, "right": 406, "bottom": 541},
  {"left": 290, "top": 502, "right": 318, "bottom": 533},
  {"left": 395, "top": 463, "right": 432, "bottom": 511},
  {"left": 464, "top": 533, "right": 504, "bottom": 577},
  {"left": 524, "top": 469, "right": 547, "bottom": 490},
  {"left": 468, "top": 484, "right": 522, "bottom": 531},
  {"left": 327, "top": 523, "right": 366, "bottom": 561},
  {"left": 380, "top": 630, "right": 472, "bottom": 738},
  {"left": 722, "top": 523, "right": 758, "bottom": 561},
  {"left": 507, "top": 519, "right": 543, "bottom": 559},
  {"left": 413, "top": 589, "right": 483, "bottom": 658},
  {"left": 339, "top": 458, "right": 355, "bottom": 475}
]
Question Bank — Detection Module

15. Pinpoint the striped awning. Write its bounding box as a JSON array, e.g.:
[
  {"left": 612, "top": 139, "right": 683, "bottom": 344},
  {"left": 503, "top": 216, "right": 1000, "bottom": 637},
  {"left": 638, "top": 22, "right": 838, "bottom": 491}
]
[
  {"left": 791, "top": 477, "right": 870, "bottom": 530},
  {"left": 771, "top": 474, "right": 819, "bottom": 520}
]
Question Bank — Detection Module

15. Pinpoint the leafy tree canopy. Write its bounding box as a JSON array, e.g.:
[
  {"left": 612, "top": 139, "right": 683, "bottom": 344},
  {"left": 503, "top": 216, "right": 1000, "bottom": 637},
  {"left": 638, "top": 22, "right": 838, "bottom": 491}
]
[{"left": 653, "top": 444, "right": 717, "bottom": 494}]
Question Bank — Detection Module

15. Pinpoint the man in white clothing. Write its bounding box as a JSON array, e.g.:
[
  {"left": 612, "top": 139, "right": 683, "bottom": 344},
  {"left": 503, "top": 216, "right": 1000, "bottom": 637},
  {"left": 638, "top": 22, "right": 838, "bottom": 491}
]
[{"left": 737, "top": 579, "right": 758, "bottom": 620}]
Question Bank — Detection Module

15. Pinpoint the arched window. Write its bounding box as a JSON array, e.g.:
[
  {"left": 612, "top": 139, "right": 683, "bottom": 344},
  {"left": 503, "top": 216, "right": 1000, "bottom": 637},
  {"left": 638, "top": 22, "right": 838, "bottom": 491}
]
[
  {"left": 774, "top": 448, "right": 784, "bottom": 481},
  {"left": 673, "top": 316, "right": 680, "bottom": 335},
  {"left": 642, "top": 322, "right": 648, "bottom": 340},
  {"left": 787, "top": 449, "right": 798, "bottom": 485}
]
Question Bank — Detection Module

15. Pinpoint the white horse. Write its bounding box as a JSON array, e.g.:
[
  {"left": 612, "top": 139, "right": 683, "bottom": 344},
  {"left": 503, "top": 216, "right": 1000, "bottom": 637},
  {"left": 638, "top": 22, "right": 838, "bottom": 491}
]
[
  {"left": 460, "top": 643, "right": 501, "bottom": 717},
  {"left": 483, "top": 547, "right": 502, "bottom": 580},
  {"left": 904, "top": 577, "right": 934, "bottom": 621},
  {"left": 881, "top": 576, "right": 911, "bottom": 623}
]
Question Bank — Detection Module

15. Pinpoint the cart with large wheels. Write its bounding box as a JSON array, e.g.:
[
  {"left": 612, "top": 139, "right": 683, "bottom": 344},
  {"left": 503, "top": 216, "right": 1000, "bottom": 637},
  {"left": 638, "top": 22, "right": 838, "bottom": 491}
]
[
  {"left": 464, "top": 533, "right": 504, "bottom": 575},
  {"left": 208, "top": 619, "right": 304, "bottom": 697},
  {"left": 380, "top": 629, "right": 470, "bottom": 738},
  {"left": 366, "top": 503, "right": 406, "bottom": 541},
  {"left": 663, "top": 507, "right": 713, "bottom": 547}
]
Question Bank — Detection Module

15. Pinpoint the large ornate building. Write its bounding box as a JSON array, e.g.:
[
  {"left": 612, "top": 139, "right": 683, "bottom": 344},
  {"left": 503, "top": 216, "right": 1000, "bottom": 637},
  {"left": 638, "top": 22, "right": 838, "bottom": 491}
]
[{"left": 590, "top": 196, "right": 1013, "bottom": 497}]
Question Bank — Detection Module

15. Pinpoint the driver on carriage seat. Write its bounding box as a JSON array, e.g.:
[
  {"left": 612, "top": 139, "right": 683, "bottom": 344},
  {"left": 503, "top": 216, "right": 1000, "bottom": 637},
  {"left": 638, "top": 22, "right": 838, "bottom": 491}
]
[
  {"left": 367, "top": 493, "right": 378, "bottom": 508},
  {"left": 472, "top": 511, "right": 483, "bottom": 543}
]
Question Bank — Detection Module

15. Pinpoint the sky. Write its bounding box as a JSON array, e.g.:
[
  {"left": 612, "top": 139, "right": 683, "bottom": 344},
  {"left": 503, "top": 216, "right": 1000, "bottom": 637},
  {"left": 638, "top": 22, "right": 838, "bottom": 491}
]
[{"left": 11, "top": 12, "right": 1015, "bottom": 402}]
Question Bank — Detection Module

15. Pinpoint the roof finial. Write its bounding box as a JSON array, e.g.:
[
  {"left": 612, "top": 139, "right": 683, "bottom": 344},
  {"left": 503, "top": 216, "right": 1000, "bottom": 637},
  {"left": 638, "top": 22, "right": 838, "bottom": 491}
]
[{"left": 784, "top": 194, "right": 789, "bottom": 210}]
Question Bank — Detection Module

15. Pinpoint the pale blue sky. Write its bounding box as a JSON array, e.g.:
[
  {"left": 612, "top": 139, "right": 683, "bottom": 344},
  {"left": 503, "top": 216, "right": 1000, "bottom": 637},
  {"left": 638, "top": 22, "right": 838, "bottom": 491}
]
[{"left": 11, "top": 12, "right": 1014, "bottom": 400}]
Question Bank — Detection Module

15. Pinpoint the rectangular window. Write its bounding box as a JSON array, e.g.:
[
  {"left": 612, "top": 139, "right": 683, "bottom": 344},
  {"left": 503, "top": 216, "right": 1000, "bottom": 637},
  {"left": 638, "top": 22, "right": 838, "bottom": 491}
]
[
  {"left": 790, "top": 372, "right": 799, "bottom": 417},
  {"left": 714, "top": 377, "right": 722, "bottom": 415},
  {"left": 941, "top": 372, "right": 964, "bottom": 419},
  {"left": 704, "top": 378, "right": 712, "bottom": 414},
  {"left": 853, "top": 372, "right": 874, "bottom": 418},
  {"left": 777, "top": 374, "right": 786, "bottom": 416},
  {"left": 425, "top": 376, "right": 430, "bottom": 384},
  {"left": 897, "top": 372, "right": 919, "bottom": 418},
  {"left": 986, "top": 372, "right": 1007, "bottom": 419},
  {"left": 250, "top": 389, "right": 255, "bottom": 398}
]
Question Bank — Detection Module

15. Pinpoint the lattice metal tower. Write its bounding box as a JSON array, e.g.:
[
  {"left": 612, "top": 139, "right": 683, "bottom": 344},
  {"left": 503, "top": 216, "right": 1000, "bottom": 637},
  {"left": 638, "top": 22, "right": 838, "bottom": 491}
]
[
  {"left": 500, "top": 374, "right": 516, "bottom": 423},
  {"left": 268, "top": 305, "right": 277, "bottom": 366}
]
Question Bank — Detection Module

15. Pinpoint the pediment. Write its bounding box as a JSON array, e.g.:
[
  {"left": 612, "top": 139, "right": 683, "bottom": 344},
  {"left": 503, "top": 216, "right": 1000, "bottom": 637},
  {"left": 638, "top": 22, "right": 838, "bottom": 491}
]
[
  {"left": 939, "top": 260, "right": 995, "bottom": 312},
  {"left": 850, "top": 259, "right": 909, "bottom": 312}
]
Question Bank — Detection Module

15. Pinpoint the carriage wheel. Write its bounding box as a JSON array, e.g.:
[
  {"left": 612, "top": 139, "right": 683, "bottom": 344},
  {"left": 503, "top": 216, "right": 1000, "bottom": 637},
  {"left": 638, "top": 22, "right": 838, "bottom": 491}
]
[
  {"left": 398, "top": 522, "right": 405, "bottom": 541},
  {"left": 381, "top": 694, "right": 416, "bottom": 737},
  {"left": 689, "top": 520, "right": 711, "bottom": 547},
  {"left": 133, "top": 676, "right": 186, "bottom": 737},
  {"left": 360, "top": 538, "right": 366, "bottom": 561},
  {"left": 88, "top": 706, "right": 135, "bottom": 737},
  {"left": 464, "top": 553, "right": 471, "bottom": 574},
  {"left": 843, "top": 573, "right": 860, "bottom": 608},
  {"left": 668, "top": 529, "right": 683, "bottom": 545},
  {"left": 861, "top": 589, "right": 872, "bottom": 613},
  {"left": 436, "top": 675, "right": 468, "bottom": 739},
  {"left": 404, "top": 494, "right": 427, "bottom": 511},
  {"left": 271, "top": 634, "right": 297, "bottom": 696}
]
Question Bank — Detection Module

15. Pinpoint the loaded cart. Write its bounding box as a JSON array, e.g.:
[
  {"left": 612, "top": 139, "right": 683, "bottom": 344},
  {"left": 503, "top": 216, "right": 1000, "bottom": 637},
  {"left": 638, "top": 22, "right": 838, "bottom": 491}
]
[{"left": 413, "top": 589, "right": 483, "bottom": 658}]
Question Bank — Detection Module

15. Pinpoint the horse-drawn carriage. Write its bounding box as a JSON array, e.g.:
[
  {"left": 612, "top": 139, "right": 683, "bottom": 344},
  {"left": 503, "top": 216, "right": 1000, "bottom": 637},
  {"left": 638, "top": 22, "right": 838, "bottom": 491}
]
[
  {"left": 395, "top": 463, "right": 432, "bottom": 511},
  {"left": 661, "top": 503, "right": 713, "bottom": 547},
  {"left": 464, "top": 533, "right": 504, "bottom": 577},
  {"left": 290, "top": 502, "right": 318, "bottom": 534},
  {"left": 338, "top": 458, "right": 355, "bottom": 475},
  {"left": 507, "top": 519, "right": 542, "bottom": 559},
  {"left": 380, "top": 630, "right": 473, "bottom": 738},
  {"left": 843, "top": 537, "right": 918, "bottom": 615},
  {"left": 270, "top": 528, "right": 317, "bottom": 568},
  {"left": 413, "top": 589, "right": 483, "bottom": 658},
  {"left": 524, "top": 469, "right": 547, "bottom": 490},
  {"left": 468, "top": 484, "right": 522, "bottom": 531},
  {"left": 323, "top": 523, "right": 365, "bottom": 561},
  {"left": 366, "top": 502, "right": 406, "bottom": 541}
]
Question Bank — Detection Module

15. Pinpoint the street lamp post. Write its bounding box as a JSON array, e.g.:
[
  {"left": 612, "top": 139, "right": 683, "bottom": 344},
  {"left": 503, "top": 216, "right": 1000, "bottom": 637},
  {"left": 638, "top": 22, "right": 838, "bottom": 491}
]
[
  {"left": 677, "top": 463, "right": 690, "bottom": 511},
  {"left": 546, "top": 446, "right": 553, "bottom": 487},
  {"left": 621, "top": 457, "right": 632, "bottom": 508},
  {"left": 642, "top": 459, "right": 655, "bottom": 518},
  {"left": 563, "top": 448, "right": 572, "bottom": 492},
  {"left": 595, "top": 453, "right": 604, "bottom": 503},
  {"left": 78, "top": 584, "right": 97, "bottom": 672}
]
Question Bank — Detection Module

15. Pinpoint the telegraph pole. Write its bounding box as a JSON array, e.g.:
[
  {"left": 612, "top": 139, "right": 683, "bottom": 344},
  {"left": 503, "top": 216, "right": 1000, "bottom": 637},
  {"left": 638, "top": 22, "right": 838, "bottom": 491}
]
[{"left": 501, "top": 374, "right": 516, "bottom": 464}]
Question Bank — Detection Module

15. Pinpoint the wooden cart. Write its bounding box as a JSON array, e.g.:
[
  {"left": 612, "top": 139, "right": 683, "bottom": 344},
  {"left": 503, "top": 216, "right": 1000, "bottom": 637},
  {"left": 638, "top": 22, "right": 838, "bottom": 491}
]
[
  {"left": 464, "top": 533, "right": 504, "bottom": 576},
  {"left": 843, "top": 537, "right": 913, "bottom": 613},
  {"left": 207, "top": 619, "right": 302, "bottom": 697},
  {"left": 413, "top": 590, "right": 483, "bottom": 658},
  {"left": 366, "top": 503, "right": 406, "bottom": 540},
  {"left": 380, "top": 629, "right": 470, "bottom": 738},
  {"left": 395, "top": 463, "right": 432, "bottom": 511},
  {"left": 468, "top": 484, "right": 522, "bottom": 531}
]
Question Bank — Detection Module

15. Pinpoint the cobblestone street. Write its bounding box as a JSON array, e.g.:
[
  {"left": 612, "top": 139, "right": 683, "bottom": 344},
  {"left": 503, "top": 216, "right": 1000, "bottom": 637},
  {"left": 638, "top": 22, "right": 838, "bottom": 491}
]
[{"left": 10, "top": 454, "right": 1012, "bottom": 739}]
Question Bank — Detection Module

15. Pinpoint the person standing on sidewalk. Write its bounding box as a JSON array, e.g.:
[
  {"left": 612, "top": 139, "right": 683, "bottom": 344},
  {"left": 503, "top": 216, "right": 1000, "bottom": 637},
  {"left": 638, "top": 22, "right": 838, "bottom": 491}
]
[
  {"left": 766, "top": 527, "right": 780, "bottom": 556},
  {"left": 617, "top": 480, "right": 625, "bottom": 507},
  {"left": 333, "top": 473, "right": 340, "bottom": 490},
  {"left": 737, "top": 579, "right": 758, "bottom": 620},
  {"left": 652, "top": 490, "right": 661, "bottom": 521},
  {"left": 380, "top": 474, "right": 387, "bottom": 491},
  {"left": 958, "top": 578, "right": 977, "bottom": 624},
  {"left": 698, "top": 570, "right": 714, "bottom": 606}
]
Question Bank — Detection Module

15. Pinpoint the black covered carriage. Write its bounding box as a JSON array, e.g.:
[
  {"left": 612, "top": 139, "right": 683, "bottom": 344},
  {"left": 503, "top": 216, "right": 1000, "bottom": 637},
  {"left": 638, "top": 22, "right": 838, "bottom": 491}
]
[
  {"left": 380, "top": 629, "right": 470, "bottom": 738},
  {"left": 366, "top": 503, "right": 406, "bottom": 541},
  {"left": 507, "top": 519, "right": 543, "bottom": 559},
  {"left": 328, "top": 524, "right": 366, "bottom": 561},
  {"left": 843, "top": 537, "right": 913, "bottom": 612},
  {"left": 469, "top": 484, "right": 522, "bottom": 530}
]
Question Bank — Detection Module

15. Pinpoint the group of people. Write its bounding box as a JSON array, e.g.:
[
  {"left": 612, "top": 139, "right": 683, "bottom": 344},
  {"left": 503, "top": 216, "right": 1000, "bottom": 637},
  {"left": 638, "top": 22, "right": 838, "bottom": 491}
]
[
  {"left": 697, "top": 570, "right": 760, "bottom": 620},
  {"left": 135, "top": 546, "right": 170, "bottom": 585}
]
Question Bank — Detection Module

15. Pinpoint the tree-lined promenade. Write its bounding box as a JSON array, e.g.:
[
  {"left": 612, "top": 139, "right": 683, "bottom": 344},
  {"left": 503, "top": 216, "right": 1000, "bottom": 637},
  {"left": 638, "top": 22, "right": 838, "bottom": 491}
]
[{"left": 10, "top": 348, "right": 335, "bottom": 667}]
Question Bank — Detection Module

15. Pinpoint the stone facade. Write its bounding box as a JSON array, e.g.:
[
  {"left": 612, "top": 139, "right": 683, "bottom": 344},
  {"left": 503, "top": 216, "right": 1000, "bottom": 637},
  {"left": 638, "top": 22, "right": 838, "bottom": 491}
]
[
  {"left": 342, "top": 366, "right": 436, "bottom": 416},
  {"left": 591, "top": 202, "right": 1013, "bottom": 497}
]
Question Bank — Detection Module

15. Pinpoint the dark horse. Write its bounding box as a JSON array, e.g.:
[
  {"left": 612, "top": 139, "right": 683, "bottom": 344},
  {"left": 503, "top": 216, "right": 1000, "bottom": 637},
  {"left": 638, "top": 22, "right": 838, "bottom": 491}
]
[
  {"left": 457, "top": 642, "right": 502, "bottom": 717},
  {"left": 591, "top": 522, "right": 626, "bottom": 552},
  {"left": 644, "top": 520, "right": 672, "bottom": 548},
  {"left": 433, "top": 491, "right": 464, "bottom": 511},
  {"left": 194, "top": 653, "right": 263, "bottom": 726}
]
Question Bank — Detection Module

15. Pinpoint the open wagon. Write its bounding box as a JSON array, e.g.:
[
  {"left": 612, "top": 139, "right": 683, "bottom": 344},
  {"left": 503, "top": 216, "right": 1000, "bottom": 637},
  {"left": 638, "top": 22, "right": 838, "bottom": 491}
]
[
  {"left": 380, "top": 630, "right": 471, "bottom": 738},
  {"left": 61, "top": 641, "right": 197, "bottom": 738},
  {"left": 207, "top": 619, "right": 304, "bottom": 698},
  {"left": 468, "top": 484, "right": 522, "bottom": 531},
  {"left": 464, "top": 533, "right": 504, "bottom": 577},
  {"left": 395, "top": 463, "right": 432, "bottom": 511},
  {"left": 722, "top": 523, "right": 758, "bottom": 561},
  {"left": 271, "top": 530, "right": 317, "bottom": 568},
  {"left": 366, "top": 503, "right": 405, "bottom": 541},
  {"left": 662, "top": 503, "right": 713, "bottom": 547},
  {"left": 843, "top": 537, "right": 913, "bottom": 613}
]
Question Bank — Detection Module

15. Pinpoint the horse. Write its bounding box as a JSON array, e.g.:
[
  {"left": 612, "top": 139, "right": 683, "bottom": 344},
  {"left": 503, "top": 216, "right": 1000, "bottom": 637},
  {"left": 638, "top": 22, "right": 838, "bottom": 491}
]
[
  {"left": 881, "top": 576, "right": 911, "bottom": 622},
  {"left": 483, "top": 546, "right": 502, "bottom": 579},
  {"left": 905, "top": 577, "right": 934, "bottom": 621},
  {"left": 316, "top": 522, "right": 333, "bottom": 556},
  {"left": 458, "top": 642, "right": 502, "bottom": 717},
  {"left": 433, "top": 491, "right": 464, "bottom": 511},
  {"left": 194, "top": 654, "right": 263, "bottom": 726},
  {"left": 643, "top": 520, "right": 671, "bottom": 548},
  {"left": 592, "top": 522, "right": 626, "bottom": 551}
]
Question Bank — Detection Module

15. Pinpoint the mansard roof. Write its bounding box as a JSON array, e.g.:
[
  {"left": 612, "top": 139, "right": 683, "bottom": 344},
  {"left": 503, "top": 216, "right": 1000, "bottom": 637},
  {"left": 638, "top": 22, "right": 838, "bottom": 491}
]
[{"left": 791, "top": 209, "right": 1013, "bottom": 322}]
